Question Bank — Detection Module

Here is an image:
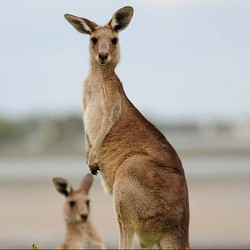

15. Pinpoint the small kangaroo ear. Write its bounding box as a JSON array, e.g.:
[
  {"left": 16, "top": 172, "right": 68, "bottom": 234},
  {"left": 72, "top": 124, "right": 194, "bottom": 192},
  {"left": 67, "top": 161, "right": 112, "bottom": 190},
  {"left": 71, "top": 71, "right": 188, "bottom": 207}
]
[
  {"left": 64, "top": 14, "right": 98, "bottom": 35},
  {"left": 108, "top": 6, "right": 134, "bottom": 32},
  {"left": 52, "top": 177, "right": 73, "bottom": 196},
  {"left": 80, "top": 173, "right": 94, "bottom": 194}
]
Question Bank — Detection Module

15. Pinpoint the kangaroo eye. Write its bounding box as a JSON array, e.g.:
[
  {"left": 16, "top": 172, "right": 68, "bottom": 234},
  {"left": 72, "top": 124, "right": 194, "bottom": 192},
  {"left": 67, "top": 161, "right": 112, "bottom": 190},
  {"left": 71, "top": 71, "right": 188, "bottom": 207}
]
[
  {"left": 69, "top": 201, "right": 76, "bottom": 207},
  {"left": 86, "top": 200, "right": 90, "bottom": 206},
  {"left": 91, "top": 37, "right": 98, "bottom": 44},
  {"left": 111, "top": 38, "right": 118, "bottom": 45}
]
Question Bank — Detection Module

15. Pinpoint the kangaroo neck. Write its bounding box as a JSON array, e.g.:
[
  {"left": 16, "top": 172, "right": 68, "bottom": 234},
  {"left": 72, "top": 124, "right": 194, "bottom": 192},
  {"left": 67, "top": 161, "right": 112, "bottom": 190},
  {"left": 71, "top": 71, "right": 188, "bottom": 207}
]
[
  {"left": 65, "top": 220, "right": 90, "bottom": 237},
  {"left": 88, "top": 57, "right": 125, "bottom": 95},
  {"left": 89, "top": 57, "right": 117, "bottom": 80}
]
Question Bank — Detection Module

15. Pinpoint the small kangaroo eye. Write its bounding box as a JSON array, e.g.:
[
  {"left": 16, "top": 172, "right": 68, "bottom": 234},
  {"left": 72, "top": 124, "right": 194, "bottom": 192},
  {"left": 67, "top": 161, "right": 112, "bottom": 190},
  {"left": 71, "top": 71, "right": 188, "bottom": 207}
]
[
  {"left": 86, "top": 200, "right": 90, "bottom": 206},
  {"left": 111, "top": 38, "right": 118, "bottom": 45},
  {"left": 69, "top": 201, "right": 76, "bottom": 207},
  {"left": 91, "top": 37, "right": 98, "bottom": 44}
]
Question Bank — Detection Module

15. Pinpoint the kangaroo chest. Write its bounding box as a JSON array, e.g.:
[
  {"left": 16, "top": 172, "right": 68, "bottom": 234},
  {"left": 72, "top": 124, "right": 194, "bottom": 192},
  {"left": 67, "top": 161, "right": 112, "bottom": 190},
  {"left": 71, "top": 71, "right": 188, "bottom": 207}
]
[{"left": 83, "top": 80, "right": 104, "bottom": 146}]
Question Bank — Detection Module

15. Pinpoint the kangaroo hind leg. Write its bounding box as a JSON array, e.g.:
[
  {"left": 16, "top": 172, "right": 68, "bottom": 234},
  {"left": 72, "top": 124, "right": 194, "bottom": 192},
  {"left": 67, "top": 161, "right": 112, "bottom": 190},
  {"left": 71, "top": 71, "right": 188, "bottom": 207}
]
[
  {"left": 139, "top": 236, "right": 155, "bottom": 249},
  {"left": 158, "top": 231, "right": 189, "bottom": 250},
  {"left": 118, "top": 221, "right": 134, "bottom": 249}
]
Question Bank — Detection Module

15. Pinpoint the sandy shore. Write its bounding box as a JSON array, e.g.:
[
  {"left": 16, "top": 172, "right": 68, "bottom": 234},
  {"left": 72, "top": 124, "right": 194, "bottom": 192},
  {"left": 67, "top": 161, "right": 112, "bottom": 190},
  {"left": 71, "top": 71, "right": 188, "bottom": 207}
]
[{"left": 1, "top": 176, "right": 250, "bottom": 248}]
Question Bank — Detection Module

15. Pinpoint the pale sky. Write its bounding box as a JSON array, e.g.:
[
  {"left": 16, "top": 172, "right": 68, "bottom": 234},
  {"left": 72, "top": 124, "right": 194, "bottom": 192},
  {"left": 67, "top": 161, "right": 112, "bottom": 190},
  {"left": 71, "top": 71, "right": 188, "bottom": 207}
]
[{"left": 0, "top": 0, "right": 250, "bottom": 122}]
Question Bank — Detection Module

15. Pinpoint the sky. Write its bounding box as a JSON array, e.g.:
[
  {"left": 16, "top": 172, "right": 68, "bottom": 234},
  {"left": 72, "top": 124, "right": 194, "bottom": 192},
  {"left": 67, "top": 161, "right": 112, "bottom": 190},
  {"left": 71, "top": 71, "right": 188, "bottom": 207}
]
[{"left": 0, "top": 0, "right": 250, "bottom": 122}]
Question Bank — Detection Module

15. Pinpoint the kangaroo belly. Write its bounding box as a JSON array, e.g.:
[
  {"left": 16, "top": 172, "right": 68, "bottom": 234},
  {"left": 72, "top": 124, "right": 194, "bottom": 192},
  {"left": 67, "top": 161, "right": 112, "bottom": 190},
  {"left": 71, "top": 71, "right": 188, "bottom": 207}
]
[{"left": 83, "top": 90, "right": 104, "bottom": 146}]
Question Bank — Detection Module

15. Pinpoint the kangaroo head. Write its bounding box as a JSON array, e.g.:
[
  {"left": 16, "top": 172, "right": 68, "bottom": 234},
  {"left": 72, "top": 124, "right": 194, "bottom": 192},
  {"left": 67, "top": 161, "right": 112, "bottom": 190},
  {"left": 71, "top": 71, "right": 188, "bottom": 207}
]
[
  {"left": 53, "top": 173, "right": 94, "bottom": 223},
  {"left": 64, "top": 6, "right": 133, "bottom": 67}
]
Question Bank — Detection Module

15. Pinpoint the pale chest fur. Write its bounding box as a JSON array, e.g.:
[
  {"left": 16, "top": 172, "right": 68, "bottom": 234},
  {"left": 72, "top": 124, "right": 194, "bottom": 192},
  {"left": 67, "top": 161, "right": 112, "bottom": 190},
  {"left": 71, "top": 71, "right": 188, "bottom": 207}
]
[
  {"left": 83, "top": 78, "right": 104, "bottom": 146},
  {"left": 70, "top": 234, "right": 102, "bottom": 249},
  {"left": 63, "top": 221, "right": 104, "bottom": 249}
]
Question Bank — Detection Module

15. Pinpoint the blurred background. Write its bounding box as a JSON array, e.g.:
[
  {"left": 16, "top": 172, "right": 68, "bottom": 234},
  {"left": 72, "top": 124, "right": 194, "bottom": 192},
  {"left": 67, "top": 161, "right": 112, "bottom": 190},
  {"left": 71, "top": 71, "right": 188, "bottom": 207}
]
[{"left": 1, "top": 0, "right": 250, "bottom": 248}]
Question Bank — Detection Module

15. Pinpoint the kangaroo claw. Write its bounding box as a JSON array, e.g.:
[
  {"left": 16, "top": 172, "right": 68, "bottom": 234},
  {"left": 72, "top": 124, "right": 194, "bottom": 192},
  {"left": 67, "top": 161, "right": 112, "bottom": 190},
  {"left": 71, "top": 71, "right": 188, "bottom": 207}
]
[{"left": 90, "top": 165, "right": 100, "bottom": 175}]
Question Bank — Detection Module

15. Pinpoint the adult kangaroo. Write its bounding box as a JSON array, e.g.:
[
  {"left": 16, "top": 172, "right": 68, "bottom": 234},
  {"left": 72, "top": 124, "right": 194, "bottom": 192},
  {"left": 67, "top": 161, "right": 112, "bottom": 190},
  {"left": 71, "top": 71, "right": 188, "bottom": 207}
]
[{"left": 65, "top": 6, "right": 189, "bottom": 249}]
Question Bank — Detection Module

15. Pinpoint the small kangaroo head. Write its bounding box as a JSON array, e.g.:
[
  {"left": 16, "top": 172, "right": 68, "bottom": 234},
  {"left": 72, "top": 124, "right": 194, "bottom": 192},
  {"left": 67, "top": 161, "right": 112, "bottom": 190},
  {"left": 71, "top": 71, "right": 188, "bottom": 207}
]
[
  {"left": 53, "top": 173, "right": 94, "bottom": 224},
  {"left": 64, "top": 6, "right": 133, "bottom": 67}
]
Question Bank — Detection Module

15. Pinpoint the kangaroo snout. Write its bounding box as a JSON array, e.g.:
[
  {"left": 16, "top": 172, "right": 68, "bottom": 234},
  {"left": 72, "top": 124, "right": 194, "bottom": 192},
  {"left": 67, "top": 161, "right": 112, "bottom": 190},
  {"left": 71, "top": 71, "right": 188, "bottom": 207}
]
[
  {"left": 99, "top": 53, "right": 108, "bottom": 61},
  {"left": 98, "top": 53, "right": 109, "bottom": 64},
  {"left": 81, "top": 214, "right": 88, "bottom": 221}
]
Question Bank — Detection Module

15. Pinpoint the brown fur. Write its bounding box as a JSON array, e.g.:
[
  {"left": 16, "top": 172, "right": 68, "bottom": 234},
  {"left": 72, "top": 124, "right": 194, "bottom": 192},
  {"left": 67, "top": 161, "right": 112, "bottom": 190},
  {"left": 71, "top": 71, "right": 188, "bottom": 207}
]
[
  {"left": 65, "top": 6, "right": 189, "bottom": 249},
  {"left": 53, "top": 174, "right": 105, "bottom": 249}
]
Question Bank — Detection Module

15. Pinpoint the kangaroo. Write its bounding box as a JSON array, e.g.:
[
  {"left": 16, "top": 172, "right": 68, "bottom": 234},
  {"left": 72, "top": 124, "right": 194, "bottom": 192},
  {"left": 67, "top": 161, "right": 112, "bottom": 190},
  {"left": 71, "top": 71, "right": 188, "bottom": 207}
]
[
  {"left": 64, "top": 6, "right": 189, "bottom": 249},
  {"left": 52, "top": 174, "right": 105, "bottom": 249}
]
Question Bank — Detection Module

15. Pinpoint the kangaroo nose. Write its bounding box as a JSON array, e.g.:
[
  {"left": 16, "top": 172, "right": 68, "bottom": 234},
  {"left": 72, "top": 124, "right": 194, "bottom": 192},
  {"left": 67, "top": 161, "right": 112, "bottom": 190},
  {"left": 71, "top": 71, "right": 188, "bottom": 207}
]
[
  {"left": 99, "top": 53, "right": 108, "bottom": 61},
  {"left": 81, "top": 214, "right": 88, "bottom": 221}
]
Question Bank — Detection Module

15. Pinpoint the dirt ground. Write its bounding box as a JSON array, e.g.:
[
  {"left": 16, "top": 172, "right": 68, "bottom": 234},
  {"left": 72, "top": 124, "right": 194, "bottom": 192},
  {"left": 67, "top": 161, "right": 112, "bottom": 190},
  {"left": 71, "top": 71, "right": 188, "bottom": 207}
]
[{"left": 1, "top": 177, "right": 250, "bottom": 249}]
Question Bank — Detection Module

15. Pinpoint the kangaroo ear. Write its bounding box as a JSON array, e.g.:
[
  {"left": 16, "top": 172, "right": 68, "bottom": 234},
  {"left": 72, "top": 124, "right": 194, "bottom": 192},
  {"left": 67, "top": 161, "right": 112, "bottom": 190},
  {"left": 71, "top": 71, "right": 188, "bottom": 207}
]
[
  {"left": 64, "top": 14, "right": 98, "bottom": 35},
  {"left": 80, "top": 173, "right": 94, "bottom": 194},
  {"left": 53, "top": 177, "right": 73, "bottom": 196},
  {"left": 108, "top": 6, "right": 134, "bottom": 32}
]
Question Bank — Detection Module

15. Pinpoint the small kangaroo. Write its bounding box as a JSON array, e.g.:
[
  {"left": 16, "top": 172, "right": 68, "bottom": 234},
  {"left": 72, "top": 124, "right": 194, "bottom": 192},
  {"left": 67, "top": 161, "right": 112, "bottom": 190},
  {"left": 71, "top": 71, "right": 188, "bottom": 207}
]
[
  {"left": 52, "top": 174, "right": 105, "bottom": 249},
  {"left": 64, "top": 6, "right": 189, "bottom": 249}
]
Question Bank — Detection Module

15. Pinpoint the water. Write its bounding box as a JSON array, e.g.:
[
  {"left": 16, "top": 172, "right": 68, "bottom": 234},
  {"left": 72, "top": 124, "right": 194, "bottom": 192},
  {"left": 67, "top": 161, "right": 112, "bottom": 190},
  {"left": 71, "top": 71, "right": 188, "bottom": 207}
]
[
  {"left": 183, "top": 155, "right": 250, "bottom": 180},
  {"left": 0, "top": 156, "right": 88, "bottom": 181},
  {"left": 0, "top": 155, "right": 250, "bottom": 181}
]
